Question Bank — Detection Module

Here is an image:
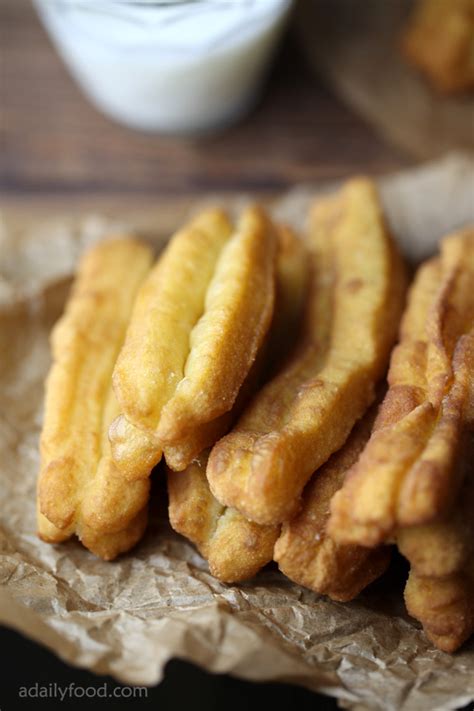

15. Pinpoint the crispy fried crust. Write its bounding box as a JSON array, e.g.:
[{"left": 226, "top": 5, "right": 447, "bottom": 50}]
[
  {"left": 398, "top": 431, "right": 474, "bottom": 579},
  {"left": 163, "top": 413, "right": 233, "bottom": 472},
  {"left": 166, "top": 229, "right": 307, "bottom": 581},
  {"left": 274, "top": 407, "right": 390, "bottom": 602},
  {"left": 207, "top": 179, "right": 406, "bottom": 525},
  {"left": 405, "top": 568, "right": 474, "bottom": 653},
  {"left": 164, "top": 227, "right": 307, "bottom": 471},
  {"left": 329, "top": 230, "right": 474, "bottom": 547},
  {"left": 157, "top": 207, "right": 278, "bottom": 444},
  {"left": 402, "top": 0, "right": 474, "bottom": 93},
  {"left": 37, "top": 238, "right": 153, "bottom": 559},
  {"left": 163, "top": 350, "right": 262, "bottom": 472},
  {"left": 111, "top": 208, "right": 277, "bottom": 476},
  {"left": 403, "top": 432, "right": 474, "bottom": 652},
  {"left": 109, "top": 415, "right": 162, "bottom": 480},
  {"left": 113, "top": 209, "right": 233, "bottom": 433},
  {"left": 397, "top": 426, "right": 474, "bottom": 652},
  {"left": 167, "top": 452, "right": 279, "bottom": 583}
]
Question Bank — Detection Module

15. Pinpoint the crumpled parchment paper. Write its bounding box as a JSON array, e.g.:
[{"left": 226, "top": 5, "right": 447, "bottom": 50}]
[{"left": 0, "top": 154, "right": 473, "bottom": 711}]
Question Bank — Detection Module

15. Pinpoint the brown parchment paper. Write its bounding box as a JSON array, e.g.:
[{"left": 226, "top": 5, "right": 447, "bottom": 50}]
[
  {"left": 295, "top": 0, "right": 474, "bottom": 159},
  {"left": 1, "top": 154, "right": 474, "bottom": 711}
]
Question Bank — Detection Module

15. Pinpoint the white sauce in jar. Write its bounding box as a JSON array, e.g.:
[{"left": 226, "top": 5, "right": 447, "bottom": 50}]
[{"left": 34, "top": 0, "right": 293, "bottom": 133}]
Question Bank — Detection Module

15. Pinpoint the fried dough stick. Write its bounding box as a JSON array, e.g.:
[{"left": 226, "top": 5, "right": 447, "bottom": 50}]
[
  {"left": 37, "top": 239, "right": 153, "bottom": 559},
  {"left": 403, "top": 432, "right": 474, "bottom": 652},
  {"left": 111, "top": 207, "right": 278, "bottom": 476},
  {"left": 167, "top": 229, "right": 308, "bottom": 582},
  {"left": 402, "top": 0, "right": 474, "bottom": 94},
  {"left": 207, "top": 178, "right": 406, "bottom": 525},
  {"left": 167, "top": 452, "right": 279, "bottom": 583},
  {"left": 274, "top": 406, "right": 390, "bottom": 602},
  {"left": 329, "top": 230, "right": 474, "bottom": 547},
  {"left": 112, "top": 225, "right": 305, "bottom": 476},
  {"left": 405, "top": 566, "right": 474, "bottom": 653},
  {"left": 164, "top": 223, "right": 306, "bottom": 470}
]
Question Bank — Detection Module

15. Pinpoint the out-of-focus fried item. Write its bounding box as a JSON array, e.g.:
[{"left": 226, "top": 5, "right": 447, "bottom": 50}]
[
  {"left": 397, "top": 431, "right": 474, "bottom": 579},
  {"left": 207, "top": 178, "right": 406, "bottom": 525},
  {"left": 111, "top": 207, "right": 277, "bottom": 473},
  {"left": 329, "top": 230, "right": 474, "bottom": 547},
  {"left": 405, "top": 566, "right": 474, "bottom": 653},
  {"left": 403, "top": 432, "right": 474, "bottom": 652},
  {"left": 265, "top": 225, "right": 309, "bottom": 374},
  {"left": 167, "top": 452, "right": 279, "bottom": 583},
  {"left": 274, "top": 406, "right": 390, "bottom": 602},
  {"left": 37, "top": 239, "right": 153, "bottom": 559},
  {"left": 402, "top": 0, "right": 474, "bottom": 93}
]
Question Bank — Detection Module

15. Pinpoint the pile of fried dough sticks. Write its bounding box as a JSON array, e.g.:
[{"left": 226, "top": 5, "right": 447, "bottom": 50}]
[{"left": 37, "top": 178, "right": 474, "bottom": 653}]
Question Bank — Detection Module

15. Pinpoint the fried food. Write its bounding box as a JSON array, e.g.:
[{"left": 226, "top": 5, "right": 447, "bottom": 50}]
[
  {"left": 110, "top": 220, "right": 301, "bottom": 477},
  {"left": 207, "top": 178, "right": 406, "bottom": 525},
  {"left": 402, "top": 0, "right": 474, "bottom": 93},
  {"left": 111, "top": 207, "right": 277, "bottom": 477},
  {"left": 37, "top": 238, "right": 153, "bottom": 559},
  {"left": 156, "top": 207, "right": 277, "bottom": 444},
  {"left": 167, "top": 452, "right": 279, "bottom": 583},
  {"left": 274, "top": 406, "right": 390, "bottom": 602},
  {"left": 265, "top": 225, "right": 309, "bottom": 374},
  {"left": 400, "top": 351, "right": 474, "bottom": 653},
  {"left": 398, "top": 430, "right": 474, "bottom": 578},
  {"left": 405, "top": 567, "right": 474, "bottom": 652},
  {"left": 112, "top": 209, "right": 232, "bottom": 427},
  {"left": 108, "top": 416, "right": 162, "bottom": 480},
  {"left": 403, "top": 431, "right": 474, "bottom": 652},
  {"left": 166, "top": 228, "right": 307, "bottom": 581},
  {"left": 329, "top": 230, "right": 474, "bottom": 547}
]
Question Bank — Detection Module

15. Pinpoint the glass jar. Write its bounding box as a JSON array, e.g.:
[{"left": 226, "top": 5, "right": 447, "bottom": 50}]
[{"left": 34, "top": 0, "right": 293, "bottom": 134}]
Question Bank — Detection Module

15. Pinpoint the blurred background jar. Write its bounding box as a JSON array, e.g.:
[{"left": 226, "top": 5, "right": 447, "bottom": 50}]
[{"left": 33, "top": 0, "right": 293, "bottom": 134}]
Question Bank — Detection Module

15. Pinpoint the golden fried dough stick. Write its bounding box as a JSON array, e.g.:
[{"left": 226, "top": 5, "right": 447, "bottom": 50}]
[
  {"left": 156, "top": 206, "right": 278, "bottom": 444},
  {"left": 402, "top": 0, "right": 474, "bottom": 93},
  {"left": 163, "top": 225, "right": 307, "bottom": 470},
  {"left": 329, "top": 230, "right": 474, "bottom": 547},
  {"left": 405, "top": 566, "right": 474, "bottom": 653},
  {"left": 38, "top": 506, "right": 148, "bottom": 562},
  {"left": 109, "top": 222, "right": 301, "bottom": 476},
  {"left": 113, "top": 209, "right": 232, "bottom": 434},
  {"left": 166, "top": 229, "right": 308, "bottom": 581},
  {"left": 274, "top": 406, "right": 390, "bottom": 602},
  {"left": 114, "top": 207, "right": 277, "bottom": 440},
  {"left": 167, "top": 452, "right": 279, "bottom": 583},
  {"left": 109, "top": 336, "right": 264, "bottom": 479},
  {"left": 403, "top": 432, "right": 474, "bottom": 652},
  {"left": 398, "top": 431, "right": 474, "bottom": 579},
  {"left": 207, "top": 178, "right": 406, "bottom": 525},
  {"left": 37, "top": 238, "right": 153, "bottom": 559},
  {"left": 110, "top": 207, "right": 277, "bottom": 476},
  {"left": 108, "top": 209, "right": 232, "bottom": 477}
]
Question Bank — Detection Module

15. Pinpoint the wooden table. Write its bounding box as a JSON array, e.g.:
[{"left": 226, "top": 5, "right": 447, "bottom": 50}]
[{"left": 1, "top": 0, "right": 411, "bottom": 199}]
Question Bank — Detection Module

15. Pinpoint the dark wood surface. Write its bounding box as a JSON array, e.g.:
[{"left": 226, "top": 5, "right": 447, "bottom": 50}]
[{"left": 1, "top": 0, "right": 411, "bottom": 198}]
